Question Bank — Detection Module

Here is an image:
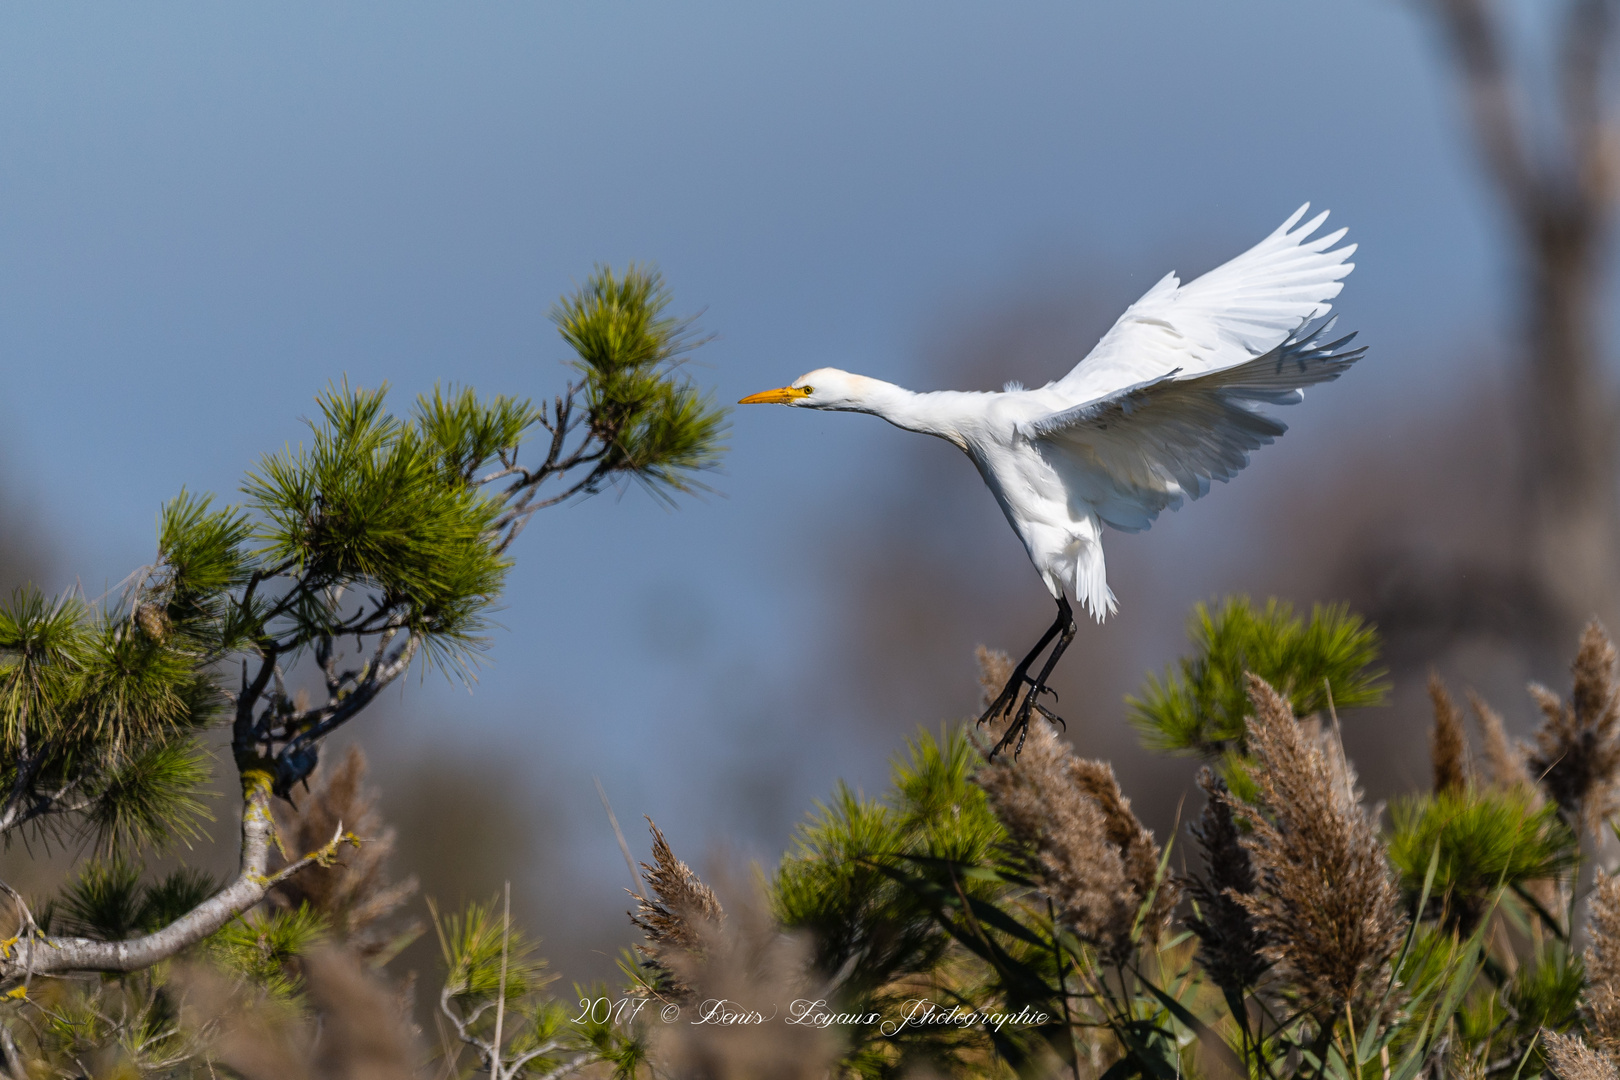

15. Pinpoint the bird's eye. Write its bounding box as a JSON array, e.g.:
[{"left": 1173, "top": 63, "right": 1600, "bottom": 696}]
[{"left": 800, "top": 385, "right": 814, "bottom": 395}]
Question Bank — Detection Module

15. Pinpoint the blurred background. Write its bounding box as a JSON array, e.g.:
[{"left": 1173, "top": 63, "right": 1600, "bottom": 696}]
[{"left": 0, "top": 0, "right": 1611, "bottom": 988}]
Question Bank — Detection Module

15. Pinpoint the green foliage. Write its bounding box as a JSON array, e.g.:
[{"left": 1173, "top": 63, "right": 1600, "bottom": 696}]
[
  {"left": 84, "top": 735, "right": 214, "bottom": 852},
  {"left": 76, "top": 616, "right": 211, "bottom": 741},
  {"left": 152, "top": 489, "right": 254, "bottom": 647},
  {"left": 138, "top": 867, "right": 221, "bottom": 930},
  {"left": 1387, "top": 788, "right": 1576, "bottom": 930},
  {"left": 0, "top": 262, "right": 725, "bottom": 876},
  {"left": 773, "top": 726, "right": 1006, "bottom": 1000},
  {"left": 21, "top": 973, "right": 204, "bottom": 1075},
  {"left": 551, "top": 264, "right": 727, "bottom": 497},
  {"left": 415, "top": 385, "right": 540, "bottom": 484},
  {"left": 429, "top": 898, "right": 626, "bottom": 1078},
  {"left": 207, "top": 905, "right": 330, "bottom": 998},
  {"left": 52, "top": 858, "right": 221, "bottom": 940},
  {"left": 432, "top": 893, "right": 549, "bottom": 1007},
  {"left": 0, "top": 585, "right": 216, "bottom": 852},
  {"left": 1130, "top": 596, "right": 1388, "bottom": 757},
  {"left": 1455, "top": 944, "right": 1583, "bottom": 1075},
  {"left": 773, "top": 727, "right": 1069, "bottom": 1076},
  {"left": 0, "top": 264, "right": 727, "bottom": 1079},
  {"left": 0, "top": 589, "right": 88, "bottom": 743},
  {"left": 570, "top": 980, "right": 652, "bottom": 1080},
  {"left": 1508, "top": 945, "right": 1585, "bottom": 1035},
  {"left": 244, "top": 382, "right": 511, "bottom": 669},
  {"left": 758, "top": 605, "right": 1500, "bottom": 1080},
  {"left": 55, "top": 856, "right": 145, "bottom": 940}
]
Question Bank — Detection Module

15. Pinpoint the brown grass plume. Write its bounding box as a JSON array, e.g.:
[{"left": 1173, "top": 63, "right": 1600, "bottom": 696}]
[
  {"left": 1429, "top": 671, "right": 1469, "bottom": 794},
  {"left": 1185, "top": 769, "right": 1268, "bottom": 997},
  {"left": 1232, "top": 675, "right": 1407, "bottom": 1015},
  {"left": 1543, "top": 1030, "right": 1620, "bottom": 1080},
  {"left": 1586, "top": 871, "right": 1620, "bottom": 1058},
  {"left": 269, "top": 744, "right": 420, "bottom": 963},
  {"left": 1527, "top": 620, "right": 1620, "bottom": 831},
  {"left": 975, "top": 717, "right": 1176, "bottom": 962},
  {"left": 632, "top": 818, "right": 725, "bottom": 1000},
  {"left": 1469, "top": 689, "right": 1536, "bottom": 795}
]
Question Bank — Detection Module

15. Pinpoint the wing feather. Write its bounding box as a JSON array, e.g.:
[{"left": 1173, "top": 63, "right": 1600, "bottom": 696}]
[
  {"left": 1029, "top": 320, "right": 1365, "bottom": 533},
  {"left": 1050, "top": 204, "right": 1355, "bottom": 404}
]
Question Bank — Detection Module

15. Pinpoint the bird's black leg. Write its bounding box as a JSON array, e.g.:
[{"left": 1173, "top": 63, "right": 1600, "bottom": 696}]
[
  {"left": 991, "top": 615, "right": 1076, "bottom": 759},
  {"left": 979, "top": 597, "right": 1077, "bottom": 760}
]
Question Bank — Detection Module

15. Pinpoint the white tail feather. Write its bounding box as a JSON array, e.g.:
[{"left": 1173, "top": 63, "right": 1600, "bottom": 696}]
[{"left": 1074, "top": 538, "right": 1117, "bottom": 622}]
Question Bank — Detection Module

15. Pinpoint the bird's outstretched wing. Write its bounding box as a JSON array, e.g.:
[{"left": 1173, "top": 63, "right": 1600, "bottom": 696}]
[
  {"left": 1049, "top": 205, "right": 1355, "bottom": 403},
  {"left": 1027, "top": 320, "right": 1365, "bottom": 532}
]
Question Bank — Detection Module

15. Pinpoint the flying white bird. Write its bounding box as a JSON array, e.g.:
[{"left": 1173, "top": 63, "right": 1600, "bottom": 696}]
[{"left": 742, "top": 205, "right": 1364, "bottom": 756}]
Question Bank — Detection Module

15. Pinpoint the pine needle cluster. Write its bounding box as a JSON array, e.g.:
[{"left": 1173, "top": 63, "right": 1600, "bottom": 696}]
[
  {"left": 551, "top": 265, "right": 727, "bottom": 498},
  {"left": 46, "top": 858, "right": 218, "bottom": 941},
  {"left": 1129, "top": 596, "right": 1387, "bottom": 758},
  {"left": 1386, "top": 787, "right": 1574, "bottom": 932}
]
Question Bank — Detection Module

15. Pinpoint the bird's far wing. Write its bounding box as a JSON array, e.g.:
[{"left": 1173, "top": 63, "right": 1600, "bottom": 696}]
[
  {"left": 1028, "top": 320, "right": 1365, "bottom": 533},
  {"left": 1048, "top": 205, "right": 1355, "bottom": 403}
]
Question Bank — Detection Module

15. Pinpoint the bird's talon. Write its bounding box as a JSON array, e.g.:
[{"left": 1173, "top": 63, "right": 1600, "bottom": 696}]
[{"left": 1033, "top": 702, "right": 1066, "bottom": 731}]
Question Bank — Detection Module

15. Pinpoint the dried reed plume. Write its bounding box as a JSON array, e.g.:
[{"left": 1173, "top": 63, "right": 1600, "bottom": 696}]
[
  {"left": 1528, "top": 621, "right": 1620, "bottom": 831},
  {"left": 1232, "top": 675, "right": 1406, "bottom": 1014},
  {"left": 269, "top": 745, "right": 421, "bottom": 963},
  {"left": 1185, "top": 769, "right": 1268, "bottom": 997},
  {"left": 1586, "top": 872, "right": 1620, "bottom": 1057},
  {"left": 652, "top": 875, "right": 841, "bottom": 1080},
  {"left": 975, "top": 707, "right": 1176, "bottom": 962},
  {"left": 178, "top": 947, "right": 418, "bottom": 1080},
  {"left": 1469, "top": 690, "right": 1537, "bottom": 795},
  {"left": 1543, "top": 1030, "right": 1620, "bottom": 1080},
  {"left": 1447, "top": 1050, "right": 1488, "bottom": 1080},
  {"left": 1429, "top": 671, "right": 1469, "bottom": 795},
  {"left": 627, "top": 829, "right": 839, "bottom": 1078},
  {"left": 632, "top": 818, "right": 725, "bottom": 1000},
  {"left": 976, "top": 645, "right": 1014, "bottom": 708}
]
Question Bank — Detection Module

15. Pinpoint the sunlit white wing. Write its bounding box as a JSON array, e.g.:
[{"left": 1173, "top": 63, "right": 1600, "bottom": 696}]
[
  {"left": 1027, "top": 320, "right": 1366, "bottom": 532},
  {"left": 1048, "top": 205, "right": 1355, "bottom": 404}
]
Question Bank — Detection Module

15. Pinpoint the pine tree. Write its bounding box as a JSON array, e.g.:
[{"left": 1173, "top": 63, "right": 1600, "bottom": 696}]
[{"left": 0, "top": 264, "right": 725, "bottom": 991}]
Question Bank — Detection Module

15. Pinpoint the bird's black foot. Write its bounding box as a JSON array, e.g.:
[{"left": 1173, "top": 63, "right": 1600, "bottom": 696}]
[
  {"left": 976, "top": 670, "right": 1034, "bottom": 730},
  {"left": 978, "top": 596, "right": 1077, "bottom": 761},
  {"left": 986, "top": 680, "right": 1066, "bottom": 760}
]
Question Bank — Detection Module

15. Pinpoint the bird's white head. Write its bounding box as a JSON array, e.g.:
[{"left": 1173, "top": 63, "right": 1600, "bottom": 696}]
[{"left": 738, "top": 368, "right": 881, "bottom": 411}]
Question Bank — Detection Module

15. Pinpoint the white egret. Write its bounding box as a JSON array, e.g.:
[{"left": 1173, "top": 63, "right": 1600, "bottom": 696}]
[{"left": 742, "top": 205, "right": 1364, "bottom": 756}]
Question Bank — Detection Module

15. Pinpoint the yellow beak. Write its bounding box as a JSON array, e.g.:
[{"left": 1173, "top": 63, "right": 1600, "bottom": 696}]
[{"left": 739, "top": 385, "right": 811, "bottom": 405}]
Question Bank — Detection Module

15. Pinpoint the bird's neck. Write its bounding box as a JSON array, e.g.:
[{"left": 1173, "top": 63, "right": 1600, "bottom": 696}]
[{"left": 850, "top": 380, "right": 961, "bottom": 442}]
